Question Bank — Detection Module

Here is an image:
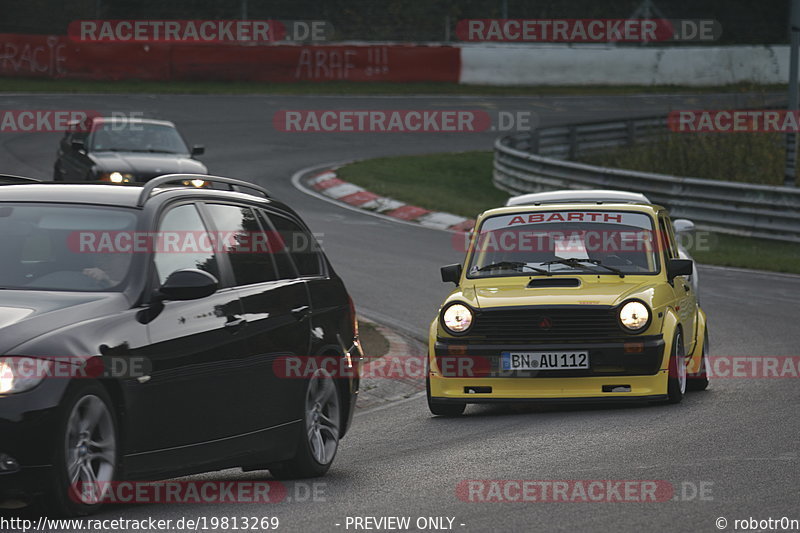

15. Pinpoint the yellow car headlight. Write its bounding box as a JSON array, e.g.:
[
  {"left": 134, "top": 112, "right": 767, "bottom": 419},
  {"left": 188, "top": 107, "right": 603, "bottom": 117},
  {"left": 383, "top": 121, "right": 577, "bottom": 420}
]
[
  {"left": 441, "top": 303, "right": 474, "bottom": 335},
  {"left": 618, "top": 300, "right": 650, "bottom": 332}
]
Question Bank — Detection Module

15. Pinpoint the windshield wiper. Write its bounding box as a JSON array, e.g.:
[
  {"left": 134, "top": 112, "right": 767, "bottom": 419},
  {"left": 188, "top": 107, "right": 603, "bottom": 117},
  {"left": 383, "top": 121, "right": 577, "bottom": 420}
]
[
  {"left": 145, "top": 149, "right": 182, "bottom": 154},
  {"left": 475, "top": 261, "right": 551, "bottom": 275},
  {"left": 541, "top": 257, "right": 625, "bottom": 278}
]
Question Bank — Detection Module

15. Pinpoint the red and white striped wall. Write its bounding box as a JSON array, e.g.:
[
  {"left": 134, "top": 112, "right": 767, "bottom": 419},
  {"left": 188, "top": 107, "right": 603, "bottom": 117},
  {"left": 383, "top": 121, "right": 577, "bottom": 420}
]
[{"left": 0, "top": 32, "right": 790, "bottom": 86}]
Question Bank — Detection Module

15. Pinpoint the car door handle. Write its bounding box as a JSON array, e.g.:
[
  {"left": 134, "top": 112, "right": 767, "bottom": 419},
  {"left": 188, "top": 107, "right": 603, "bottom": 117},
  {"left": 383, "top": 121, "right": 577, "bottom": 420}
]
[
  {"left": 291, "top": 306, "right": 310, "bottom": 320},
  {"left": 224, "top": 316, "right": 247, "bottom": 331}
]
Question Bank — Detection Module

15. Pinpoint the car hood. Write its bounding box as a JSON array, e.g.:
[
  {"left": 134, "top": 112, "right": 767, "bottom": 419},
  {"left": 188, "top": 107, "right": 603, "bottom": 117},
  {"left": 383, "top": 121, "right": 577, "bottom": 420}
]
[
  {"left": 91, "top": 152, "right": 207, "bottom": 175},
  {"left": 0, "top": 291, "right": 127, "bottom": 354},
  {"left": 461, "top": 275, "right": 661, "bottom": 309}
]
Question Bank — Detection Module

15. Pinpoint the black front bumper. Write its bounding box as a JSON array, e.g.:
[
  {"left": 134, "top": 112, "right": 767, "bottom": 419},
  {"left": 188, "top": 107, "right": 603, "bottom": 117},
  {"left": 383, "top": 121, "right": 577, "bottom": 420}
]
[
  {"left": 434, "top": 335, "right": 665, "bottom": 378},
  {"left": 0, "top": 380, "right": 67, "bottom": 499}
]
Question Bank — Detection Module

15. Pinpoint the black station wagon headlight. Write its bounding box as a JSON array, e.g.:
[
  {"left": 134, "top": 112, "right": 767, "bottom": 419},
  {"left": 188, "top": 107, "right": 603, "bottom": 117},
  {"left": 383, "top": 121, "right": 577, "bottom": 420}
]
[
  {"left": 441, "top": 303, "right": 474, "bottom": 335},
  {"left": 0, "top": 358, "right": 47, "bottom": 395},
  {"left": 618, "top": 300, "right": 651, "bottom": 332}
]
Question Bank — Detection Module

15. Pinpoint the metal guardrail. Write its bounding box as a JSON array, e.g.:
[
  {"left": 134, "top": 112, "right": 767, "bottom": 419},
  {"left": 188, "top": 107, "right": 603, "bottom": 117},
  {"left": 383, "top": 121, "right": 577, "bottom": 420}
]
[{"left": 494, "top": 116, "right": 800, "bottom": 243}]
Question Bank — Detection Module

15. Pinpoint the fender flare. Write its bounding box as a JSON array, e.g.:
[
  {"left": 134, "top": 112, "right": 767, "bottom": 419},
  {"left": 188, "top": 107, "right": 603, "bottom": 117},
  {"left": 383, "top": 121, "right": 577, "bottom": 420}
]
[
  {"left": 687, "top": 308, "right": 708, "bottom": 375},
  {"left": 660, "top": 309, "right": 682, "bottom": 372}
]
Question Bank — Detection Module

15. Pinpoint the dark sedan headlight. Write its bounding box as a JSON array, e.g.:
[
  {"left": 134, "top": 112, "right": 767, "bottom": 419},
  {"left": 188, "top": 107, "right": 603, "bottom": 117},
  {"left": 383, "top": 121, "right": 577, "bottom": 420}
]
[
  {"left": 618, "top": 300, "right": 651, "bottom": 332},
  {"left": 181, "top": 179, "right": 209, "bottom": 188},
  {"left": 98, "top": 171, "right": 134, "bottom": 183},
  {"left": 441, "top": 303, "right": 474, "bottom": 335}
]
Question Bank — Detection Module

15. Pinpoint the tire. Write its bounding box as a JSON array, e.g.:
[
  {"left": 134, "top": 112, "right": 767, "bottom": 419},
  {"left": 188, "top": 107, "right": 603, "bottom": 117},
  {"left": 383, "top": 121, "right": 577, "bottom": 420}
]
[
  {"left": 46, "top": 382, "right": 118, "bottom": 517},
  {"left": 426, "top": 376, "right": 466, "bottom": 417},
  {"left": 269, "top": 369, "right": 341, "bottom": 479},
  {"left": 687, "top": 333, "right": 710, "bottom": 391},
  {"left": 666, "top": 329, "right": 687, "bottom": 404},
  {"left": 52, "top": 164, "right": 62, "bottom": 181}
]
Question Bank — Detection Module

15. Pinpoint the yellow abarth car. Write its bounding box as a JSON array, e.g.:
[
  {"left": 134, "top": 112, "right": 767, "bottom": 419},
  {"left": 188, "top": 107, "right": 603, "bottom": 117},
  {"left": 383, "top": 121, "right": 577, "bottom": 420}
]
[{"left": 427, "top": 190, "right": 709, "bottom": 416}]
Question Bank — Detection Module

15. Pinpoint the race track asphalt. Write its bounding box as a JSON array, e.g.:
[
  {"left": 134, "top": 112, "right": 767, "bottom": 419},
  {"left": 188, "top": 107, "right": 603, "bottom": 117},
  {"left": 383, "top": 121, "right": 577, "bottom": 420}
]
[{"left": 0, "top": 91, "right": 797, "bottom": 532}]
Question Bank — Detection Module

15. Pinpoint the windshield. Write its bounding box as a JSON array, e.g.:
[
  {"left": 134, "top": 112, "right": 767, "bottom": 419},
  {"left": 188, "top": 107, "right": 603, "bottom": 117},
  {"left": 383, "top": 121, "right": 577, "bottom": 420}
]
[
  {"left": 89, "top": 122, "right": 189, "bottom": 154},
  {"left": 0, "top": 204, "right": 138, "bottom": 291},
  {"left": 467, "top": 210, "right": 659, "bottom": 278}
]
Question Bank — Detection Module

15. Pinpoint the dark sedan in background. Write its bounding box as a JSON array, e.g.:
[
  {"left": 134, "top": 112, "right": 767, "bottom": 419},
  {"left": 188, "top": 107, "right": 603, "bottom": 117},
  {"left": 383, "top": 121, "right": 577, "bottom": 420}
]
[{"left": 53, "top": 117, "right": 207, "bottom": 183}]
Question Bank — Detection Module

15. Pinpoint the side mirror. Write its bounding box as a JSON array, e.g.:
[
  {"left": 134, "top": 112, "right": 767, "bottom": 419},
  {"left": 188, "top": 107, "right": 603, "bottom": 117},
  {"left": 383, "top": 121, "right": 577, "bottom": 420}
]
[
  {"left": 667, "top": 258, "right": 693, "bottom": 282},
  {"left": 440, "top": 264, "right": 462, "bottom": 285},
  {"left": 158, "top": 269, "right": 218, "bottom": 301},
  {"left": 672, "top": 219, "right": 695, "bottom": 234},
  {"left": 191, "top": 145, "right": 205, "bottom": 156},
  {"left": 71, "top": 139, "right": 86, "bottom": 152}
]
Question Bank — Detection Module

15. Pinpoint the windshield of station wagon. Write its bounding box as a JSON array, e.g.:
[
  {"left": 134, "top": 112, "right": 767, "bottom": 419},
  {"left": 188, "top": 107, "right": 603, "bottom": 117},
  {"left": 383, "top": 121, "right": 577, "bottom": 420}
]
[
  {"left": 0, "top": 203, "right": 137, "bottom": 291},
  {"left": 467, "top": 210, "right": 659, "bottom": 278}
]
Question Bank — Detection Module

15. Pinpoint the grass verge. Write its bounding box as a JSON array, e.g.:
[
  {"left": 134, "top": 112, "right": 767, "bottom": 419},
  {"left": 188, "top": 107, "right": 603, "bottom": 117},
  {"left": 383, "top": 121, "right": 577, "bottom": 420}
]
[
  {"left": 0, "top": 78, "right": 786, "bottom": 96},
  {"left": 337, "top": 152, "right": 800, "bottom": 274},
  {"left": 337, "top": 151, "right": 505, "bottom": 218},
  {"left": 689, "top": 233, "right": 800, "bottom": 274},
  {"left": 578, "top": 132, "right": 790, "bottom": 185}
]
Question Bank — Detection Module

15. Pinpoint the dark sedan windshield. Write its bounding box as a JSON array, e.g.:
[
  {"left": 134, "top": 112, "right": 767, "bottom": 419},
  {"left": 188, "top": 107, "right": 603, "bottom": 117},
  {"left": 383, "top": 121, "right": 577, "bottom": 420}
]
[
  {"left": 468, "top": 210, "right": 659, "bottom": 278},
  {"left": 0, "top": 204, "right": 138, "bottom": 291},
  {"left": 90, "top": 122, "right": 189, "bottom": 154}
]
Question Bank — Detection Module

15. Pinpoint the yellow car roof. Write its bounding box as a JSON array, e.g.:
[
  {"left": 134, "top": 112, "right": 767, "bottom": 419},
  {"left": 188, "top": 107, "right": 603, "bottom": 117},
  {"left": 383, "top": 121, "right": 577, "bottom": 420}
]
[{"left": 477, "top": 202, "right": 666, "bottom": 222}]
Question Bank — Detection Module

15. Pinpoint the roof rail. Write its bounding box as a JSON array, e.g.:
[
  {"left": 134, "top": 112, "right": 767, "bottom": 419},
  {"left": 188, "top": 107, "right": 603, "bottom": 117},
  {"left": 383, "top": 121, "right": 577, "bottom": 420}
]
[
  {"left": 0, "top": 174, "right": 41, "bottom": 185},
  {"left": 136, "top": 174, "right": 272, "bottom": 207},
  {"left": 506, "top": 190, "right": 651, "bottom": 207}
]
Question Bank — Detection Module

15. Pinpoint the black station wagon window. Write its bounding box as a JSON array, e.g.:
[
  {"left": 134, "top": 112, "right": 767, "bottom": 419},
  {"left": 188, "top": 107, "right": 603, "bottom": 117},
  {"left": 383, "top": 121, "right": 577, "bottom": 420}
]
[
  {"left": 204, "top": 204, "right": 280, "bottom": 286},
  {"left": 154, "top": 204, "right": 219, "bottom": 285},
  {"left": 254, "top": 210, "right": 299, "bottom": 280},
  {"left": 0, "top": 203, "right": 137, "bottom": 291},
  {"left": 263, "top": 211, "right": 324, "bottom": 277}
]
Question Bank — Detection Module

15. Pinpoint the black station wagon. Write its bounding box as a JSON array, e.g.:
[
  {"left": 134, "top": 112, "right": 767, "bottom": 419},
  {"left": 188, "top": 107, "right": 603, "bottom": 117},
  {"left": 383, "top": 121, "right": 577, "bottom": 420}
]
[{"left": 0, "top": 174, "right": 361, "bottom": 516}]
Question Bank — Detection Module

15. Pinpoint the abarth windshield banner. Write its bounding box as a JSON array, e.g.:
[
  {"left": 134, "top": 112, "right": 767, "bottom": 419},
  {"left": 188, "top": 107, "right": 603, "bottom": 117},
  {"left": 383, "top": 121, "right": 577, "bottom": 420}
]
[{"left": 480, "top": 211, "right": 653, "bottom": 232}]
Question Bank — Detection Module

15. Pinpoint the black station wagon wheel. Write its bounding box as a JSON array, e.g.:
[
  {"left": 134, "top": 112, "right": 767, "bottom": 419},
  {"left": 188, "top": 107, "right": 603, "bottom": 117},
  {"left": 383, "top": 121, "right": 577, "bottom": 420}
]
[
  {"left": 270, "top": 368, "right": 341, "bottom": 479},
  {"left": 666, "top": 329, "right": 687, "bottom": 404},
  {"left": 48, "top": 382, "right": 118, "bottom": 516}
]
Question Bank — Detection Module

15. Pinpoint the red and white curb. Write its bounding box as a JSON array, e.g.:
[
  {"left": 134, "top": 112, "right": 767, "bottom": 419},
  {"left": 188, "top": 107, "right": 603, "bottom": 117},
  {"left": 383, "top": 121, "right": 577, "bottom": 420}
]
[{"left": 305, "top": 169, "right": 475, "bottom": 232}]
